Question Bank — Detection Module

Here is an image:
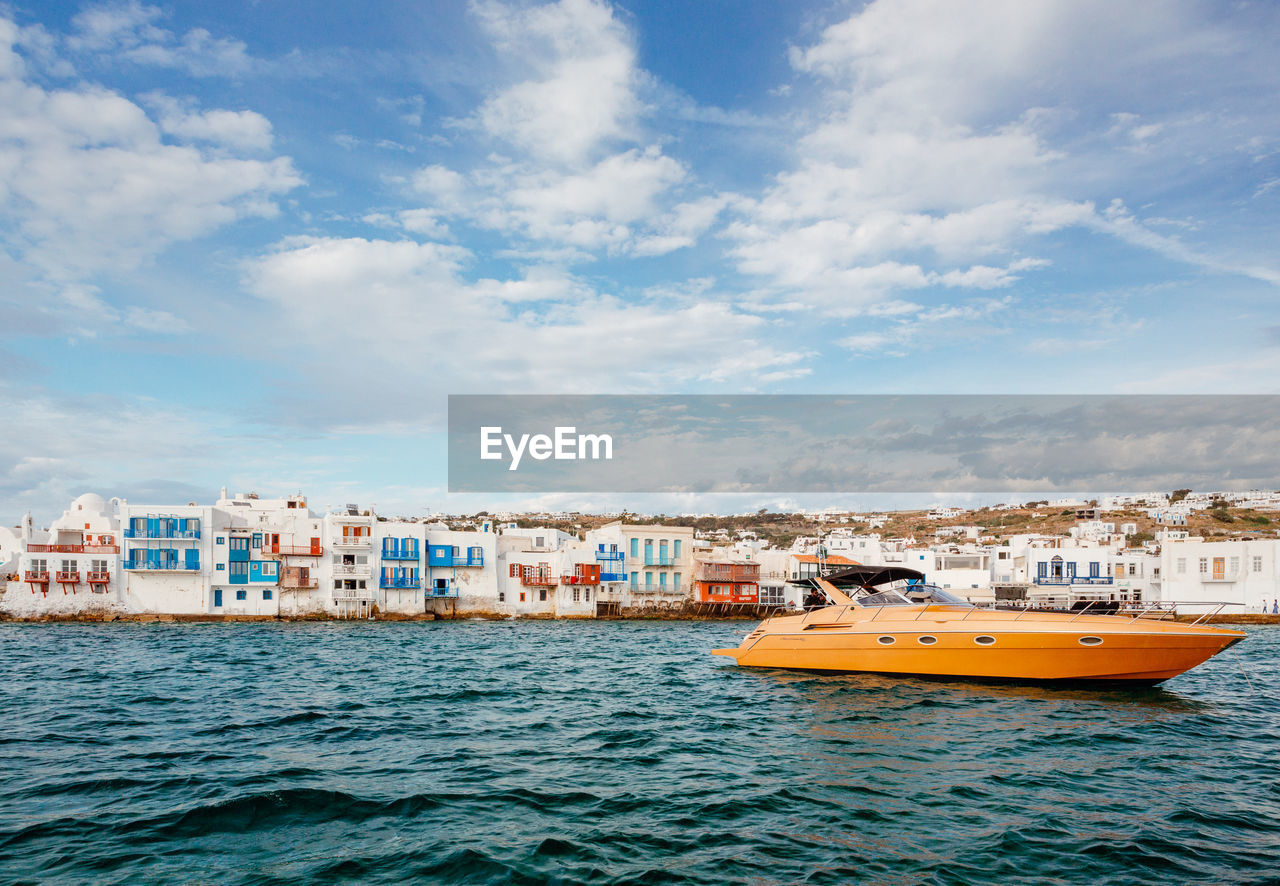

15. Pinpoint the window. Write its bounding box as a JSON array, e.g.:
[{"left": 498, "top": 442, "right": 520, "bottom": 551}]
[
  {"left": 1254, "top": 556, "right": 1264, "bottom": 573},
  {"left": 216, "top": 563, "right": 225, "bottom": 571},
  {"left": 630, "top": 571, "right": 638, "bottom": 587},
  {"left": 1176, "top": 558, "right": 1186, "bottom": 574},
  {"left": 539, "top": 589, "right": 547, "bottom": 602},
  {"left": 1128, "top": 564, "right": 1137, "bottom": 576},
  {"left": 645, "top": 572, "right": 653, "bottom": 587},
  {"left": 673, "top": 539, "right": 682, "bottom": 559},
  {"left": 535, "top": 536, "right": 545, "bottom": 547},
  {"left": 1229, "top": 557, "right": 1240, "bottom": 574},
  {"left": 630, "top": 538, "right": 639, "bottom": 558},
  {"left": 573, "top": 589, "right": 580, "bottom": 602},
  {"left": 230, "top": 536, "right": 249, "bottom": 552},
  {"left": 498, "top": 592, "right": 505, "bottom": 602},
  {"left": 262, "top": 590, "right": 273, "bottom": 600},
  {"left": 673, "top": 573, "right": 681, "bottom": 590},
  {"left": 230, "top": 561, "right": 248, "bottom": 579},
  {"left": 1198, "top": 558, "right": 1208, "bottom": 575},
  {"left": 584, "top": 589, "right": 590, "bottom": 601},
  {"left": 252, "top": 533, "right": 262, "bottom": 548},
  {"left": 262, "top": 561, "right": 277, "bottom": 577},
  {"left": 519, "top": 592, "right": 526, "bottom": 602},
  {"left": 236, "top": 590, "right": 247, "bottom": 600},
  {"left": 216, "top": 537, "right": 225, "bottom": 545}
]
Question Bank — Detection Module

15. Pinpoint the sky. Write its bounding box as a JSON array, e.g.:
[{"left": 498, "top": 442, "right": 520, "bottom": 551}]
[{"left": 2, "top": 0, "right": 1279, "bottom": 522}]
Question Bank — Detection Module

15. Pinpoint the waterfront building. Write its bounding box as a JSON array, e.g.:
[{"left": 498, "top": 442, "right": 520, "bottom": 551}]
[
  {"left": 693, "top": 550, "right": 760, "bottom": 605},
  {"left": 13, "top": 494, "right": 121, "bottom": 616},
  {"left": 1158, "top": 538, "right": 1279, "bottom": 613},
  {"left": 587, "top": 522, "right": 693, "bottom": 608}
]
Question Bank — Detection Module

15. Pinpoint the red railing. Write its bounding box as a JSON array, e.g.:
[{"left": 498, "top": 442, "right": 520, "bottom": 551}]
[
  {"left": 695, "top": 563, "right": 760, "bottom": 582},
  {"left": 26, "top": 544, "right": 119, "bottom": 554},
  {"left": 86, "top": 571, "right": 110, "bottom": 583},
  {"left": 55, "top": 571, "right": 81, "bottom": 583},
  {"left": 24, "top": 571, "right": 49, "bottom": 582},
  {"left": 561, "top": 574, "right": 600, "bottom": 585},
  {"left": 263, "top": 543, "right": 324, "bottom": 556},
  {"left": 521, "top": 574, "right": 558, "bottom": 586}
]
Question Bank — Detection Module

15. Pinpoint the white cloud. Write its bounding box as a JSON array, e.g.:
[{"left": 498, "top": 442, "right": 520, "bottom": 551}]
[
  {"left": 728, "top": 0, "right": 1279, "bottom": 309},
  {"left": 243, "top": 236, "right": 806, "bottom": 421},
  {"left": 144, "top": 93, "right": 274, "bottom": 151},
  {"left": 0, "top": 19, "right": 300, "bottom": 279},
  {"left": 69, "top": 2, "right": 253, "bottom": 77},
  {"left": 471, "top": 0, "right": 639, "bottom": 164}
]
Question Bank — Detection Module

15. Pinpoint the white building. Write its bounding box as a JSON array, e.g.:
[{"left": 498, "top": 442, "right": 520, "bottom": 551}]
[{"left": 1159, "top": 539, "right": 1279, "bottom": 613}]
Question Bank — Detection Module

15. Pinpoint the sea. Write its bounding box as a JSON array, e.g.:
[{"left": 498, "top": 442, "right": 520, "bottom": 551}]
[{"left": 1, "top": 620, "right": 1277, "bottom": 884}]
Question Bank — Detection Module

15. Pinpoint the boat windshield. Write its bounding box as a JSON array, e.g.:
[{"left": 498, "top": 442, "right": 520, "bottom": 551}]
[
  {"left": 903, "top": 584, "right": 973, "bottom": 605},
  {"left": 855, "top": 590, "right": 913, "bottom": 607}
]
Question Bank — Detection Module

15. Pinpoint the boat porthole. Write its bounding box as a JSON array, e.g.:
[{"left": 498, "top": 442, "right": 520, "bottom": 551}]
[
  {"left": 1079, "top": 636, "right": 1104, "bottom": 646},
  {"left": 918, "top": 635, "right": 938, "bottom": 645},
  {"left": 877, "top": 636, "right": 896, "bottom": 645},
  {"left": 974, "top": 635, "right": 996, "bottom": 646}
]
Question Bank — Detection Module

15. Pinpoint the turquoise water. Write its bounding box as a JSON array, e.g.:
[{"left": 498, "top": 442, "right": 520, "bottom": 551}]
[{"left": 1, "top": 621, "right": 1277, "bottom": 884}]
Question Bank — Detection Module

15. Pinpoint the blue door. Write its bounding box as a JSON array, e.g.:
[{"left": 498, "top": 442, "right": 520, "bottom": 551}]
[{"left": 214, "top": 588, "right": 222, "bottom": 608}]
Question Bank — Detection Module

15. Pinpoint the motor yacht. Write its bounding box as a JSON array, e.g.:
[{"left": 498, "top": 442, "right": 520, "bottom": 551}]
[{"left": 711, "top": 566, "right": 1245, "bottom": 685}]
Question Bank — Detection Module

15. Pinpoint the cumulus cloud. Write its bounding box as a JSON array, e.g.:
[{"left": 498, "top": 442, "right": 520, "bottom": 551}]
[
  {"left": 727, "top": 0, "right": 1280, "bottom": 310},
  {"left": 243, "top": 235, "right": 807, "bottom": 424},
  {"left": 0, "top": 16, "right": 300, "bottom": 280},
  {"left": 398, "top": 0, "right": 719, "bottom": 259}
]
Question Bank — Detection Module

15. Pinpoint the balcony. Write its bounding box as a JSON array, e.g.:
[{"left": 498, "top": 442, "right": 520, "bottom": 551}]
[
  {"left": 333, "top": 535, "right": 372, "bottom": 547},
  {"left": 332, "top": 564, "right": 371, "bottom": 576},
  {"left": 55, "top": 570, "right": 81, "bottom": 584},
  {"left": 1034, "top": 575, "right": 1114, "bottom": 586},
  {"left": 24, "top": 570, "right": 50, "bottom": 583},
  {"left": 426, "top": 585, "right": 459, "bottom": 598},
  {"left": 522, "top": 573, "right": 558, "bottom": 587},
  {"left": 380, "top": 575, "right": 422, "bottom": 589},
  {"left": 123, "top": 528, "right": 200, "bottom": 540},
  {"left": 26, "top": 543, "right": 120, "bottom": 554},
  {"left": 595, "top": 550, "right": 624, "bottom": 563},
  {"left": 332, "top": 590, "right": 375, "bottom": 602},
  {"left": 86, "top": 571, "right": 111, "bottom": 584},
  {"left": 696, "top": 564, "right": 760, "bottom": 583},
  {"left": 561, "top": 574, "right": 600, "bottom": 585},
  {"left": 1203, "top": 572, "right": 1243, "bottom": 583},
  {"left": 123, "top": 559, "right": 200, "bottom": 572},
  {"left": 644, "top": 555, "right": 675, "bottom": 567},
  {"left": 453, "top": 554, "right": 484, "bottom": 567},
  {"left": 263, "top": 543, "right": 323, "bottom": 557},
  {"left": 380, "top": 547, "right": 421, "bottom": 561}
]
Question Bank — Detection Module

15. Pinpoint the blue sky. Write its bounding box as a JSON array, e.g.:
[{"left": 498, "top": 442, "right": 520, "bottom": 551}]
[{"left": 2, "top": 0, "right": 1279, "bottom": 522}]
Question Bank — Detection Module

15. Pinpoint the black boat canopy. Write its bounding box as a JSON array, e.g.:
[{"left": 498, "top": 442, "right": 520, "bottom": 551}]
[{"left": 794, "top": 565, "right": 926, "bottom": 590}]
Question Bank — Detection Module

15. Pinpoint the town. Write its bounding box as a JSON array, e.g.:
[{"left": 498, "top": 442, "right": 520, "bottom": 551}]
[{"left": 2, "top": 488, "right": 1278, "bottom": 620}]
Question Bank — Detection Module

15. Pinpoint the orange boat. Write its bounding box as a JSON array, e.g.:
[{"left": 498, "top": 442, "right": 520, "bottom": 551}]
[{"left": 712, "top": 566, "right": 1245, "bottom": 686}]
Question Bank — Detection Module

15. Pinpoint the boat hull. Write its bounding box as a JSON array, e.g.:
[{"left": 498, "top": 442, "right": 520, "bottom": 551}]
[{"left": 712, "top": 607, "right": 1245, "bottom": 685}]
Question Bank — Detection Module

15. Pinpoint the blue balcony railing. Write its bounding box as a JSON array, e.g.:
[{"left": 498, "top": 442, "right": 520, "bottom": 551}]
[
  {"left": 124, "top": 528, "right": 201, "bottom": 540},
  {"left": 600, "top": 571, "right": 627, "bottom": 582},
  {"left": 381, "top": 575, "right": 422, "bottom": 589},
  {"left": 1034, "top": 576, "right": 1114, "bottom": 586},
  {"left": 596, "top": 550, "right": 624, "bottom": 562},
  {"left": 123, "top": 558, "right": 200, "bottom": 571},
  {"left": 381, "top": 546, "right": 420, "bottom": 560},
  {"left": 451, "top": 554, "right": 483, "bottom": 567},
  {"left": 644, "top": 555, "right": 673, "bottom": 566},
  {"left": 426, "top": 585, "right": 459, "bottom": 598}
]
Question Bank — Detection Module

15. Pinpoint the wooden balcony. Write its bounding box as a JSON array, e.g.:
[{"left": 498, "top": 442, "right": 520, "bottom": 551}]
[
  {"left": 521, "top": 574, "right": 558, "bottom": 586},
  {"left": 263, "top": 543, "right": 324, "bottom": 556},
  {"left": 55, "top": 570, "right": 81, "bottom": 583},
  {"left": 27, "top": 544, "right": 119, "bottom": 554},
  {"left": 24, "top": 571, "right": 50, "bottom": 583},
  {"left": 86, "top": 571, "right": 111, "bottom": 584}
]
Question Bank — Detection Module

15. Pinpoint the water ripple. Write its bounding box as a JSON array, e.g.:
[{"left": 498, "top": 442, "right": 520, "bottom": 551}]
[{"left": 0, "top": 620, "right": 1278, "bottom": 884}]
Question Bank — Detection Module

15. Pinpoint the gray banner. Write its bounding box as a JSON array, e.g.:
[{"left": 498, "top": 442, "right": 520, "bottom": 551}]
[{"left": 447, "top": 395, "right": 1280, "bottom": 493}]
